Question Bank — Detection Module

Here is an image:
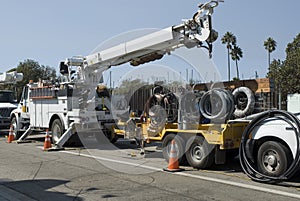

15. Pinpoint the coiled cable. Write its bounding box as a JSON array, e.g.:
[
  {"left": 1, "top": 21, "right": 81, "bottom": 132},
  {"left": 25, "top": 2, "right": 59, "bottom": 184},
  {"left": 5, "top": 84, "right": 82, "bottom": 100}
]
[{"left": 239, "top": 110, "right": 300, "bottom": 182}]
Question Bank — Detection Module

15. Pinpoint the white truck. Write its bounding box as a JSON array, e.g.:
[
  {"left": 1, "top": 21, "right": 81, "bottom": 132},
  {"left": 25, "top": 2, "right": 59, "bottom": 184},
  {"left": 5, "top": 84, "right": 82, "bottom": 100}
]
[
  {"left": 0, "top": 71, "right": 23, "bottom": 129},
  {"left": 10, "top": 0, "right": 222, "bottom": 148},
  {"left": 0, "top": 90, "right": 17, "bottom": 129}
]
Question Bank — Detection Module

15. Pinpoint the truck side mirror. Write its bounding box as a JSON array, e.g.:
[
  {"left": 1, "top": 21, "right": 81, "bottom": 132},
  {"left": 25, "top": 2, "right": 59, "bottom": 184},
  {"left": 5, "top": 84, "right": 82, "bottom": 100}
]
[{"left": 59, "top": 62, "right": 69, "bottom": 75}]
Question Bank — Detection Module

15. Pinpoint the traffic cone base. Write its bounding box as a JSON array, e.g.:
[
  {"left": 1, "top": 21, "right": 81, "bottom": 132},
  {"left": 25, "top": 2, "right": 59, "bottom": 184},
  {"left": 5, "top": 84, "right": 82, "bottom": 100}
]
[
  {"left": 7, "top": 125, "right": 14, "bottom": 143},
  {"left": 43, "top": 129, "right": 52, "bottom": 150},
  {"left": 163, "top": 166, "right": 183, "bottom": 172},
  {"left": 163, "top": 139, "right": 183, "bottom": 172}
]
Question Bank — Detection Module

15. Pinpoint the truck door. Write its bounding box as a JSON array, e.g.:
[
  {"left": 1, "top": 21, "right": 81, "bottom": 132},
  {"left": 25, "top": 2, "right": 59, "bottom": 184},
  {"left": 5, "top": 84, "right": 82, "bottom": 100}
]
[{"left": 20, "top": 86, "right": 30, "bottom": 119}]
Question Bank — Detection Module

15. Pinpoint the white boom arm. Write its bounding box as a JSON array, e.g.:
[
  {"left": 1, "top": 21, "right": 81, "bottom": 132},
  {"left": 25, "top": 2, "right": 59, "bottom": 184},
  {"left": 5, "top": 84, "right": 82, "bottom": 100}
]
[
  {"left": 0, "top": 71, "right": 23, "bottom": 84},
  {"left": 61, "top": 0, "right": 223, "bottom": 83}
]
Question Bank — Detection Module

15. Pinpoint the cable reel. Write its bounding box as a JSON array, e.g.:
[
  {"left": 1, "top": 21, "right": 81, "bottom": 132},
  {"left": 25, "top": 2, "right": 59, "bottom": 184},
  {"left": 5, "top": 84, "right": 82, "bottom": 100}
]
[
  {"left": 239, "top": 110, "right": 300, "bottom": 182},
  {"left": 199, "top": 88, "right": 234, "bottom": 122}
]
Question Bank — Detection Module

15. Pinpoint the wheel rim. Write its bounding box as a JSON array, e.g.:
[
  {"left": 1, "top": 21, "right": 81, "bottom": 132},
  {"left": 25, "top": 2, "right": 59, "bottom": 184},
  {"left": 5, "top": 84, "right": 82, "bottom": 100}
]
[
  {"left": 262, "top": 150, "right": 281, "bottom": 173},
  {"left": 11, "top": 119, "right": 17, "bottom": 137},
  {"left": 190, "top": 144, "right": 204, "bottom": 161},
  {"left": 52, "top": 124, "right": 62, "bottom": 142}
]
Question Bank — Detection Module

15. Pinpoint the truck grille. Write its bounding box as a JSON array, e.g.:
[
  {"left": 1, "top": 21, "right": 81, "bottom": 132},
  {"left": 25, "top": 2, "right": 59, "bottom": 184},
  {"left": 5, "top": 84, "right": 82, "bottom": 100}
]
[{"left": 0, "top": 108, "right": 14, "bottom": 118}]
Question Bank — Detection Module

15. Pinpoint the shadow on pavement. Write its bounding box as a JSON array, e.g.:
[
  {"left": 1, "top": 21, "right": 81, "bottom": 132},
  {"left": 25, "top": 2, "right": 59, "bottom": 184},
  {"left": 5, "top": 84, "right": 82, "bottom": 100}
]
[{"left": 0, "top": 179, "right": 83, "bottom": 201}]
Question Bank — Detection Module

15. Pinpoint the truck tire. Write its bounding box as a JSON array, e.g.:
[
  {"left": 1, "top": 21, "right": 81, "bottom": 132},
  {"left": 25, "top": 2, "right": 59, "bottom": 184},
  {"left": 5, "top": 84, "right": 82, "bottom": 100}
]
[
  {"left": 162, "top": 134, "right": 187, "bottom": 165},
  {"left": 257, "top": 141, "right": 292, "bottom": 177},
  {"left": 51, "top": 118, "right": 64, "bottom": 144},
  {"left": 11, "top": 117, "right": 23, "bottom": 140},
  {"left": 185, "top": 135, "right": 214, "bottom": 169},
  {"left": 232, "top": 87, "right": 255, "bottom": 117}
]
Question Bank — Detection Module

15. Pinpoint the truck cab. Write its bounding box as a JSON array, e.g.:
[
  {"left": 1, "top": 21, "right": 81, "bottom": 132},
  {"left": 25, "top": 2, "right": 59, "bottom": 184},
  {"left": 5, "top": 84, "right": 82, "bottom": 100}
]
[{"left": 0, "top": 90, "right": 17, "bottom": 129}]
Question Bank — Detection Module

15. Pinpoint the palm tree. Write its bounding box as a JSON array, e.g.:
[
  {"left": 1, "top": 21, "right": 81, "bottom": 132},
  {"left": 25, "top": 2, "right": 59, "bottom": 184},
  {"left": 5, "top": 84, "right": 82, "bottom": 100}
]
[
  {"left": 264, "top": 37, "right": 277, "bottom": 69},
  {"left": 230, "top": 45, "right": 243, "bottom": 80},
  {"left": 221, "top": 32, "right": 236, "bottom": 81}
]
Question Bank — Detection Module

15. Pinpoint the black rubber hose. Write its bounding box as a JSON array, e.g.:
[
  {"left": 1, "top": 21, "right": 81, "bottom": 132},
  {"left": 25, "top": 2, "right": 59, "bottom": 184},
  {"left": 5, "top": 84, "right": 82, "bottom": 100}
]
[{"left": 239, "top": 110, "right": 300, "bottom": 183}]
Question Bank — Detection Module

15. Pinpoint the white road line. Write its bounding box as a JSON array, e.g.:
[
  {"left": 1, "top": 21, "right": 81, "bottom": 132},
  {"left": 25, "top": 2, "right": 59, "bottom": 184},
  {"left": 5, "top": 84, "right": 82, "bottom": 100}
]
[
  {"left": 61, "top": 150, "right": 300, "bottom": 199},
  {"left": 61, "top": 150, "right": 161, "bottom": 171}
]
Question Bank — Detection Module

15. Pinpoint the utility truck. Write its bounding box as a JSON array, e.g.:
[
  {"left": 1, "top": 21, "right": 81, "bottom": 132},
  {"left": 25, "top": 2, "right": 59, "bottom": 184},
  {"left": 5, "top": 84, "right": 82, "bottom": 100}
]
[
  {"left": 10, "top": 1, "right": 222, "bottom": 149},
  {"left": 10, "top": 0, "right": 299, "bottom": 182},
  {"left": 0, "top": 90, "right": 17, "bottom": 129}
]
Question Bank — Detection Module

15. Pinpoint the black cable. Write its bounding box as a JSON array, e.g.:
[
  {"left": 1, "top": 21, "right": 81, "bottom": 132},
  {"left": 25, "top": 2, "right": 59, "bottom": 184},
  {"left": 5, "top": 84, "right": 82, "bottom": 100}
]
[{"left": 239, "top": 110, "right": 300, "bottom": 183}]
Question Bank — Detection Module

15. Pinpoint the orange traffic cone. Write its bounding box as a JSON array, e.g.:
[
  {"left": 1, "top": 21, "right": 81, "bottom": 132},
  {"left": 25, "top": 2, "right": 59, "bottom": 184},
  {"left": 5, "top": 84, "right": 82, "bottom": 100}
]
[
  {"left": 7, "top": 125, "right": 14, "bottom": 143},
  {"left": 163, "top": 139, "right": 183, "bottom": 172},
  {"left": 43, "top": 129, "right": 52, "bottom": 150}
]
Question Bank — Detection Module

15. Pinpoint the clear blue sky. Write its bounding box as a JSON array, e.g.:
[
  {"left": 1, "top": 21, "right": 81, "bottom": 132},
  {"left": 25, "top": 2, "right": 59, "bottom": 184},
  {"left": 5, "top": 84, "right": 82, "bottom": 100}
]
[{"left": 0, "top": 0, "right": 299, "bottom": 82}]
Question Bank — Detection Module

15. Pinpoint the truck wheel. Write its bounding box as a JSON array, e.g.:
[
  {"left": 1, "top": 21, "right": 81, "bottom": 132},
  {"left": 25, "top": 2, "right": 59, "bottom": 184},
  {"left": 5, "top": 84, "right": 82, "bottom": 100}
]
[
  {"left": 185, "top": 135, "right": 214, "bottom": 169},
  {"left": 11, "top": 117, "right": 23, "bottom": 139},
  {"left": 51, "top": 119, "right": 64, "bottom": 144},
  {"left": 257, "top": 141, "right": 292, "bottom": 177},
  {"left": 162, "top": 134, "right": 187, "bottom": 165}
]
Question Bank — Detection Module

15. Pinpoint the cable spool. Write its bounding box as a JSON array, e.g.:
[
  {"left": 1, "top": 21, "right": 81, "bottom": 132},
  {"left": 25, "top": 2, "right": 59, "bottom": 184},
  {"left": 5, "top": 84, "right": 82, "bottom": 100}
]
[
  {"left": 232, "top": 87, "right": 255, "bottom": 118},
  {"left": 239, "top": 110, "right": 300, "bottom": 183},
  {"left": 199, "top": 88, "right": 234, "bottom": 122}
]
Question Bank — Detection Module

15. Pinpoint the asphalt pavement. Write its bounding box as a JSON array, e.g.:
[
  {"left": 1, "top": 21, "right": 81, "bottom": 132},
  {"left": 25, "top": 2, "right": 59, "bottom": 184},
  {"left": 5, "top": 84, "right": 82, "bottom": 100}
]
[{"left": 1, "top": 132, "right": 300, "bottom": 201}]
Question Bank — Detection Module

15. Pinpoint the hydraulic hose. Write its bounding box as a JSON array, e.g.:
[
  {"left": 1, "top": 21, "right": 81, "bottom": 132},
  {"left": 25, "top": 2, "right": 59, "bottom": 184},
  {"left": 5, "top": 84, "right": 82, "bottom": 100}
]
[{"left": 239, "top": 110, "right": 300, "bottom": 183}]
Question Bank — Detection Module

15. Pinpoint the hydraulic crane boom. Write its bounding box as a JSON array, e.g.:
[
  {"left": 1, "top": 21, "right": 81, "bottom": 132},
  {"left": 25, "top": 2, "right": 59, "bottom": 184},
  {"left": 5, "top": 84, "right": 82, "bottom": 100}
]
[
  {"left": 10, "top": 1, "right": 223, "bottom": 150},
  {"left": 61, "top": 0, "right": 223, "bottom": 82}
]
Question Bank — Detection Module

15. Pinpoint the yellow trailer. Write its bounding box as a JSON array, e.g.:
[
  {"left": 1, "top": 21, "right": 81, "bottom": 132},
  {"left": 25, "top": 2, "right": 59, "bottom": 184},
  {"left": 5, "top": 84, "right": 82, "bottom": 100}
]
[{"left": 114, "top": 119, "right": 249, "bottom": 169}]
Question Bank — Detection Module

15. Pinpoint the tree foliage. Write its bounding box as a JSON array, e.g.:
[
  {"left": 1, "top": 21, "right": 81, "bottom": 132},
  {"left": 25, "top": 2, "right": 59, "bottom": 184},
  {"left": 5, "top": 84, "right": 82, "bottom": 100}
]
[
  {"left": 230, "top": 45, "right": 243, "bottom": 79},
  {"left": 264, "top": 37, "right": 277, "bottom": 68},
  {"left": 267, "top": 33, "right": 300, "bottom": 102},
  {"left": 222, "top": 32, "right": 243, "bottom": 81},
  {"left": 114, "top": 79, "right": 149, "bottom": 95},
  {"left": 15, "top": 59, "right": 56, "bottom": 86},
  {"left": 9, "top": 59, "right": 56, "bottom": 99},
  {"left": 221, "top": 32, "right": 236, "bottom": 81}
]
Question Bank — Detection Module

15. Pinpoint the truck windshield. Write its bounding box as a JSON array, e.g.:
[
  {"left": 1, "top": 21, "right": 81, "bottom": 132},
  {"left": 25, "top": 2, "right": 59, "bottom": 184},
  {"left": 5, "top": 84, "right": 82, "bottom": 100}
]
[{"left": 0, "top": 91, "right": 16, "bottom": 103}]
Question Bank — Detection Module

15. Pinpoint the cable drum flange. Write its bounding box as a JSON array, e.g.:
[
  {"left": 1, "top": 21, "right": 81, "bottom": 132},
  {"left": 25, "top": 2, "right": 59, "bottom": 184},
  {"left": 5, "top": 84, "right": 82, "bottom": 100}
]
[
  {"left": 199, "top": 88, "right": 234, "bottom": 122},
  {"left": 232, "top": 87, "right": 255, "bottom": 118},
  {"left": 239, "top": 110, "right": 300, "bottom": 182}
]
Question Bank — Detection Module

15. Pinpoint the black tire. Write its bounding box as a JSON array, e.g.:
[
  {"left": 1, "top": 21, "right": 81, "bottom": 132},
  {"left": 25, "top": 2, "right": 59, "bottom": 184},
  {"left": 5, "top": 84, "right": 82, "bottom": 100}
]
[
  {"left": 185, "top": 135, "right": 214, "bottom": 169},
  {"left": 257, "top": 141, "right": 292, "bottom": 177},
  {"left": 11, "top": 117, "right": 23, "bottom": 139},
  {"left": 51, "top": 118, "right": 64, "bottom": 144},
  {"left": 162, "top": 134, "right": 187, "bottom": 165},
  {"left": 233, "top": 87, "right": 255, "bottom": 117}
]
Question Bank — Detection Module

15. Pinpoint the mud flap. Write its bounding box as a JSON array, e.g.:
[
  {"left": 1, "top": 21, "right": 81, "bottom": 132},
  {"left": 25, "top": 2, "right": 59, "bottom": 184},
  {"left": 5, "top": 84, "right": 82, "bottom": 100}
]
[{"left": 215, "top": 146, "right": 226, "bottom": 164}]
